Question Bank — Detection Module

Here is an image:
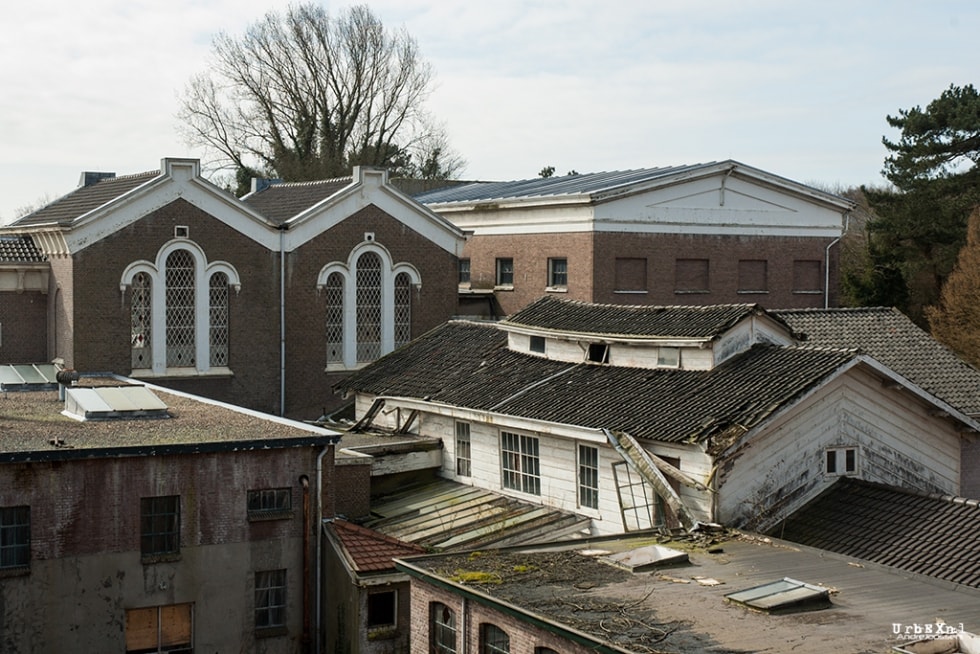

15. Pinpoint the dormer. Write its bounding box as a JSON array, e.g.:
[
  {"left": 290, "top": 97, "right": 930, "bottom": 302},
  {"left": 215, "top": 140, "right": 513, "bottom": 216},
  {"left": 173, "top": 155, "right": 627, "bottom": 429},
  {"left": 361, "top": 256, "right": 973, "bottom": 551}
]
[{"left": 500, "top": 297, "right": 798, "bottom": 371}]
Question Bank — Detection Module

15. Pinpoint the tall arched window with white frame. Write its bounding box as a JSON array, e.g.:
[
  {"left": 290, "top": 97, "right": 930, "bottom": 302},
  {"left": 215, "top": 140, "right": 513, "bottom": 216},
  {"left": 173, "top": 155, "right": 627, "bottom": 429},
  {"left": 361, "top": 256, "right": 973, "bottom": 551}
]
[
  {"left": 209, "top": 271, "right": 229, "bottom": 367},
  {"left": 394, "top": 272, "right": 412, "bottom": 349},
  {"left": 131, "top": 272, "right": 152, "bottom": 369},
  {"left": 166, "top": 249, "right": 196, "bottom": 367},
  {"left": 324, "top": 272, "right": 344, "bottom": 365},
  {"left": 356, "top": 251, "right": 383, "bottom": 363}
]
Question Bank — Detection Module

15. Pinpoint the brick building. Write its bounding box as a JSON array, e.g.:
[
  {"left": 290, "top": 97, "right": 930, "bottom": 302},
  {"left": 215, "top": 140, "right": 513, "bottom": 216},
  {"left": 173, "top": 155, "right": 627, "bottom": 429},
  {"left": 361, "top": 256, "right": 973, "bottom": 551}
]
[
  {"left": 0, "top": 369, "right": 341, "bottom": 653},
  {"left": 0, "top": 159, "right": 465, "bottom": 419},
  {"left": 415, "top": 160, "right": 856, "bottom": 316}
]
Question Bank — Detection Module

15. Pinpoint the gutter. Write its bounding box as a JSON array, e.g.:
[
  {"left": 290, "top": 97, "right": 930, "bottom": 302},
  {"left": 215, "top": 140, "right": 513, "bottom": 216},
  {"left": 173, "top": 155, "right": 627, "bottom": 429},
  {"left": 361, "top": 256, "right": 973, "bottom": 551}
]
[
  {"left": 314, "top": 444, "right": 331, "bottom": 653},
  {"left": 279, "top": 224, "right": 288, "bottom": 416}
]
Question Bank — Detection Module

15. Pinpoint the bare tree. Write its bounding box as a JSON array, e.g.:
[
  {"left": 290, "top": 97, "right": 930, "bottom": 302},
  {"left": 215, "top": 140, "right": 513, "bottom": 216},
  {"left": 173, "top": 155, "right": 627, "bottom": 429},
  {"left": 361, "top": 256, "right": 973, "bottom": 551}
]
[{"left": 178, "top": 3, "right": 464, "bottom": 193}]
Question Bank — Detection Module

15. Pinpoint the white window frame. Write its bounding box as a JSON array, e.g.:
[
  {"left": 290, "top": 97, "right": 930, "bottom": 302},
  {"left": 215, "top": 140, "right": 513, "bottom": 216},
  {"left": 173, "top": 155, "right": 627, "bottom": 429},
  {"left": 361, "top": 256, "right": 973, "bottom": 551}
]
[
  {"left": 547, "top": 257, "right": 567, "bottom": 290},
  {"left": 317, "top": 240, "right": 420, "bottom": 371},
  {"left": 501, "top": 431, "right": 540, "bottom": 496},
  {"left": 825, "top": 446, "right": 858, "bottom": 476},
  {"left": 578, "top": 444, "right": 599, "bottom": 510},
  {"left": 495, "top": 258, "right": 514, "bottom": 288},
  {"left": 121, "top": 239, "right": 240, "bottom": 377},
  {"left": 455, "top": 421, "right": 472, "bottom": 477}
]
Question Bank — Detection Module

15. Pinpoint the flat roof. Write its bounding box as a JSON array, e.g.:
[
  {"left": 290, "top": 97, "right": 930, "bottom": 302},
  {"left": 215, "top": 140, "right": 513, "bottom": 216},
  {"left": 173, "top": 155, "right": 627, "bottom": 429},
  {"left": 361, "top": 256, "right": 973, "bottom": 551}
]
[
  {"left": 398, "top": 532, "right": 980, "bottom": 653},
  {"left": 0, "top": 374, "right": 339, "bottom": 461}
]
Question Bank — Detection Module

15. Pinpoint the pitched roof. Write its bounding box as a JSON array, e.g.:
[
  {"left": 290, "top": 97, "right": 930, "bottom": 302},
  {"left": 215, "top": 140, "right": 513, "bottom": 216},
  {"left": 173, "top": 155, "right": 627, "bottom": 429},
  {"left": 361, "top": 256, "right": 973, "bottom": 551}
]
[
  {"left": 414, "top": 164, "right": 708, "bottom": 204},
  {"left": 328, "top": 519, "right": 425, "bottom": 573},
  {"left": 776, "top": 307, "right": 980, "bottom": 416},
  {"left": 506, "top": 295, "right": 770, "bottom": 339},
  {"left": 11, "top": 171, "right": 159, "bottom": 227},
  {"left": 0, "top": 235, "right": 44, "bottom": 263},
  {"left": 336, "top": 320, "right": 856, "bottom": 445},
  {"left": 242, "top": 177, "right": 353, "bottom": 224},
  {"left": 774, "top": 477, "right": 980, "bottom": 588}
]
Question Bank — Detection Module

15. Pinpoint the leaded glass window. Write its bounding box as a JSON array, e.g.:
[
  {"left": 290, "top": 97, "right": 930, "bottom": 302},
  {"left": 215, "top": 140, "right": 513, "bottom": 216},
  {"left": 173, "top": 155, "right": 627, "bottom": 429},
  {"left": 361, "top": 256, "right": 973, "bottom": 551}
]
[
  {"left": 325, "top": 272, "right": 344, "bottom": 365},
  {"left": 166, "top": 249, "right": 195, "bottom": 367},
  {"left": 356, "top": 252, "right": 382, "bottom": 363},
  {"left": 394, "top": 272, "right": 411, "bottom": 349},
  {"left": 131, "top": 271, "right": 152, "bottom": 369},
  {"left": 209, "top": 272, "right": 229, "bottom": 367}
]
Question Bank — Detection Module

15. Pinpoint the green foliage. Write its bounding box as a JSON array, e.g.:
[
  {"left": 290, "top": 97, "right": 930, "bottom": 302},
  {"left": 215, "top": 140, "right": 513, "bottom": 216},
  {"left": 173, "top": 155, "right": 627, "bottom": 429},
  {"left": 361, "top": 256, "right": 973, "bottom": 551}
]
[
  {"left": 539, "top": 165, "right": 555, "bottom": 178},
  {"left": 926, "top": 208, "right": 980, "bottom": 368},
  {"left": 859, "top": 84, "right": 980, "bottom": 324}
]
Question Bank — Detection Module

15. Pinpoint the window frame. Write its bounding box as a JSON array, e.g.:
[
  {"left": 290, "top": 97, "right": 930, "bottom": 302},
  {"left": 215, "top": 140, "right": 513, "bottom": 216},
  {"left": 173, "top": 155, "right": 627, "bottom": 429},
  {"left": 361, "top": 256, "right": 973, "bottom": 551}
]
[
  {"left": 247, "top": 488, "right": 293, "bottom": 521},
  {"left": 825, "top": 446, "right": 858, "bottom": 476},
  {"left": 480, "top": 623, "right": 511, "bottom": 654},
  {"left": 125, "top": 603, "right": 194, "bottom": 654},
  {"left": 547, "top": 257, "right": 568, "bottom": 290},
  {"left": 140, "top": 495, "right": 180, "bottom": 561},
  {"left": 495, "top": 258, "right": 514, "bottom": 287},
  {"left": 529, "top": 335, "right": 546, "bottom": 354},
  {"left": 255, "top": 569, "right": 288, "bottom": 634},
  {"left": 455, "top": 421, "right": 472, "bottom": 478},
  {"left": 366, "top": 590, "right": 397, "bottom": 630},
  {"left": 430, "top": 602, "right": 458, "bottom": 654},
  {"left": 0, "top": 505, "right": 30, "bottom": 571},
  {"left": 501, "top": 431, "right": 541, "bottom": 496},
  {"left": 578, "top": 444, "right": 600, "bottom": 510},
  {"left": 458, "top": 258, "right": 471, "bottom": 286}
]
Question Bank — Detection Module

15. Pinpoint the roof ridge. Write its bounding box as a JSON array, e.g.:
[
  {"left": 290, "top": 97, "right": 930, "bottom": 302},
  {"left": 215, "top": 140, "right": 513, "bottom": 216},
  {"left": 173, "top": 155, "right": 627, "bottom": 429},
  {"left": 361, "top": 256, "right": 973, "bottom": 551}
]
[{"left": 269, "top": 177, "right": 353, "bottom": 188}]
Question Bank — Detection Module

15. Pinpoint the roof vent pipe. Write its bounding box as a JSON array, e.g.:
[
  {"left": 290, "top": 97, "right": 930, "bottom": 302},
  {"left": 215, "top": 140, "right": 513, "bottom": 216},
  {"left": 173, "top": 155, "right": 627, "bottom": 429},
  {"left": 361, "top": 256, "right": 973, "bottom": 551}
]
[{"left": 56, "top": 368, "right": 79, "bottom": 401}]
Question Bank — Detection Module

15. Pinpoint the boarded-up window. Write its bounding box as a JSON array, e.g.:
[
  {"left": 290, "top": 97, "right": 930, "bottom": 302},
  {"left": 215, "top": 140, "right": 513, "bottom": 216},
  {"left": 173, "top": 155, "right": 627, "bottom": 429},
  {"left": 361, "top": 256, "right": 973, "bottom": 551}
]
[
  {"left": 675, "top": 258, "right": 709, "bottom": 292},
  {"left": 793, "top": 260, "right": 822, "bottom": 293},
  {"left": 614, "top": 258, "right": 647, "bottom": 292},
  {"left": 125, "top": 603, "right": 193, "bottom": 653},
  {"left": 738, "top": 260, "right": 768, "bottom": 292}
]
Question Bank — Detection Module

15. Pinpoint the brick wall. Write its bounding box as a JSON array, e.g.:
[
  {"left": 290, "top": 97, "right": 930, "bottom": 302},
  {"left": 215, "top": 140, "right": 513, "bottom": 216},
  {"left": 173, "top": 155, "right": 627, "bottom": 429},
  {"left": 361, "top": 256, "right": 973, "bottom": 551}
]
[{"left": 0, "top": 291, "right": 46, "bottom": 363}]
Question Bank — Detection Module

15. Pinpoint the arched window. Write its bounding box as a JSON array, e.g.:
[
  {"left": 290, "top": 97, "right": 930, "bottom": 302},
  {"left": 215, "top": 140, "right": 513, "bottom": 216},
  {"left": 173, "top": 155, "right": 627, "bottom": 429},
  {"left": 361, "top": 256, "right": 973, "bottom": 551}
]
[
  {"left": 430, "top": 602, "right": 457, "bottom": 654},
  {"left": 480, "top": 623, "right": 510, "bottom": 654},
  {"left": 356, "top": 251, "right": 382, "bottom": 363},
  {"left": 131, "top": 272, "right": 152, "bottom": 369},
  {"left": 209, "top": 271, "right": 229, "bottom": 367},
  {"left": 394, "top": 272, "right": 412, "bottom": 349},
  {"left": 166, "top": 249, "right": 196, "bottom": 367},
  {"left": 324, "top": 272, "right": 344, "bottom": 365}
]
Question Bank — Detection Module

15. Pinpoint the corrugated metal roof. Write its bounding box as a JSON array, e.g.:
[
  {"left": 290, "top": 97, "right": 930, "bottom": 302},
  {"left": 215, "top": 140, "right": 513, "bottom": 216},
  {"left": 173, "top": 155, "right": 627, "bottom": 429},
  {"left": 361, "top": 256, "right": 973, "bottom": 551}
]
[
  {"left": 414, "top": 164, "right": 709, "bottom": 204},
  {"left": 365, "top": 479, "right": 591, "bottom": 551}
]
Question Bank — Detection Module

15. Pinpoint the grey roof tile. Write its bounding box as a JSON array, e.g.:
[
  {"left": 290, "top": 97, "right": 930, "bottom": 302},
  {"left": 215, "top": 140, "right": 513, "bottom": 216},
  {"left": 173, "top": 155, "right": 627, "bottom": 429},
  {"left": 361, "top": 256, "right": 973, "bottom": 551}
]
[
  {"left": 0, "top": 235, "right": 44, "bottom": 263},
  {"left": 11, "top": 171, "right": 159, "bottom": 227},
  {"left": 776, "top": 307, "right": 980, "bottom": 416},
  {"left": 243, "top": 178, "right": 352, "bottom": 224}
]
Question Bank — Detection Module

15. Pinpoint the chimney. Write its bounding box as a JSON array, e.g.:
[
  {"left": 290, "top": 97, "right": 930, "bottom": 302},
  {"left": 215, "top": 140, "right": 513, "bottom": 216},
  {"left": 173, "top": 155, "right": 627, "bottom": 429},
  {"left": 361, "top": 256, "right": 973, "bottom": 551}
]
[{"left": 79, "top": 172, "right": 116, "bottom": 187}]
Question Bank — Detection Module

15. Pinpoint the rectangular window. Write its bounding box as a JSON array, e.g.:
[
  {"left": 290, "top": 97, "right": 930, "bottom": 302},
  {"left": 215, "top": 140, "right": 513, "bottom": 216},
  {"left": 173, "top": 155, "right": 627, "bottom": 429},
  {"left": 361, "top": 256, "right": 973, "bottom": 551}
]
[
  {"left": 255, "top": 569, "right": 287, "bottom": 630},
  {"left": 501, "top": 431, "right": 540, "bottom": 495},
  {"left": 495, "top": 258, "right": 514, "bottom": 286},
  {"left": 793, "top": 260, "right": 823, "bottom": 293},
  {"left": 458, "top": 259, "right": 471, "bottom": 286},
  {"left": 367, "top": 591, "right": 396, "bottom": 629},
  {"left": 547, "top": 258, "right": 567, "bottom": 289},
  {"left": 0, "top": 506, "right": 30, "bottom": 569},
  {"left": 431, "top": 603, "right": 457, "bottom": 654},
  {"left": 578, "top": 445, "right": 599, "bottom": 509},
  {"left": 125, "top": 603, "right": 193, "bottom": 654},
  {"left": 140, "top": 496, "right": 180, "bottom": 558},
  {"left": 825, "top": 447, "right": 858, "bottom": 475},
  {"left": 587, "top": 343, "right": 609, "bottom": 363},
  {"left": 657, "top": 347, "right": 680, "bottom": 368},
  {"left": 455, "top": 421, "right": 472, "bottom": 477},
  {"left": 738, "top": 259, "right": 768, "bottom": 293},
  {"left": 529, "top": 335, "right": 546, "bottom": 354},
  {"left": 675, "top": 258, "right": 709, "bottom": 293},
  {"left": 247, "top": 488, "right": 292, "bottom": 519},
  {"left": 614, "top": 257, "right": 647, "bottom": 293}
]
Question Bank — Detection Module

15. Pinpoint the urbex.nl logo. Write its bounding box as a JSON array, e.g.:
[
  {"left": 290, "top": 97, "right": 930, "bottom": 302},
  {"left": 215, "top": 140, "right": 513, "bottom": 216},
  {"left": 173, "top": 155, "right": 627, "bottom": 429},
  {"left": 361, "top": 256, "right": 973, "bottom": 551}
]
[{"left": 893, "top": 621, "right": 965, "bottom": 641}]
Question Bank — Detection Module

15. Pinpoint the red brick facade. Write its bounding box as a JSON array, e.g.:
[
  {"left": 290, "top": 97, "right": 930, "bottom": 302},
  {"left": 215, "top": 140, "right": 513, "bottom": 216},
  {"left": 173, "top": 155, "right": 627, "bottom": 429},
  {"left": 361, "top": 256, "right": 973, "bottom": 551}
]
[{"left": 0, "top": 291, "right": 46, "bottom": 363}]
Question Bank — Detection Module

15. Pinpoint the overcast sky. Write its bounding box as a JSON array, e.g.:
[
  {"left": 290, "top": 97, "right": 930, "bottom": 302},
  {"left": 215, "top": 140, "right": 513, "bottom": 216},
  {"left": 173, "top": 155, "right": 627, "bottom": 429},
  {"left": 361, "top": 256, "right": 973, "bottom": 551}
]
[{"left": 2, "top": 1, "right": 978, "bottom": 223}]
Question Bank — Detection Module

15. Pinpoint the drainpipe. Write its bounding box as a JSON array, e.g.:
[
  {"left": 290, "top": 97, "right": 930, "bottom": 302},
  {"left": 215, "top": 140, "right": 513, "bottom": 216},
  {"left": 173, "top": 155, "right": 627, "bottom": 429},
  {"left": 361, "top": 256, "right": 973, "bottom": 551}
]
[
  {"left": 300, "top": 475, "right": 311, "bottom": 652},
  {"left": 824, "top": 212, "right": 850, "bottom": 309},
  {"left": 314, "top": 444, "right": 330, "bottom": 654},
  {"left": 279, "top": 225, "right": 287, "bottom": 416}
]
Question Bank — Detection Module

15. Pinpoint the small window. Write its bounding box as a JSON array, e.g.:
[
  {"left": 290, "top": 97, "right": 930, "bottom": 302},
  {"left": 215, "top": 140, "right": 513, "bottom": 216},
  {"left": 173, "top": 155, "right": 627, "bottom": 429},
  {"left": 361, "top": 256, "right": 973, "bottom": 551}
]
[
  {"left": 247, "top": 488, "right": 292, "bottom": 519},
  {"left": 614, "top": 257, "right": 647, "bottom": 293},
  {"left": 675, "top": 258, "right": 709, "bottom": 293},
  {"left": 495, "top": 258, "right": 514, "bottom": 287},
  {"left": 431, "top": 602, "right": 457, "bottom": 654},
  {"left": 657, "top": 347, "right": 680, "bottom": 368},
  {"left": 458, "top": 259, "right": 471, "bottom": 286},
  {"left": 367, "top": 591, "right": 396, "bottom": 629},
  {"left": 587, "top": 343, "right": 609, "bottom": 363},
  {"left": 578, "top": 445, "right": 599, "bottom": 510},
  {"left": 125, "top": 603, "right": 193, "bottom": 653},
  {"left": 738, "top": 259, "right": 768, "bottom": 293},
  {"left": 529, "top": 335, "right": 546, "bottom": 354},
  {"left": 455, "top": 421, "right": 472, "bottom": 477},
  {"left": 0, "top": 506, "right": 30, "bottom": 569},
  {"left": 140, "top": 496, "right": 180, "bottom": 559},
  {"left": 480, "top": 623, "right": 510, "bottom": 654},
  {"left": 255, "top": 569, "right": 287, "bottom": 631},
  {"left": 793, "top": 260, "right": 823, "bottom": 293},
  {"left": 825, "top": 447, "right": 858, "bottom": 476},
  {"left": 547, "top": 258, "right": 567, "bottom": 289}
]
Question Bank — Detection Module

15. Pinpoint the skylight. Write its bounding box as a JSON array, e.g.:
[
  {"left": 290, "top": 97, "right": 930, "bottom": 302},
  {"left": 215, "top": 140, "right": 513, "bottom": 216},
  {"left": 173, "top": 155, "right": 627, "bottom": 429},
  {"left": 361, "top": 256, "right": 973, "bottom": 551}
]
[
  {"left": 0, "top": 364, "right": 59, "bottom": 392},
  {"left": 63, "top": 385, "right": 170, "bottom": 421},
  {"left": 725, "top": 577, "right": 831, "bottom": 614}
]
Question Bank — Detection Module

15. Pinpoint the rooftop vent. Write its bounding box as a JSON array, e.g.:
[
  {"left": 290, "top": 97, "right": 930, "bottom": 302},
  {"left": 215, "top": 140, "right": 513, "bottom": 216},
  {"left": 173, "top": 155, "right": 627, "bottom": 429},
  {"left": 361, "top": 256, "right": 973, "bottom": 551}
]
[{"left": 63, "top": 385, "right": 169, "bottom": 421}]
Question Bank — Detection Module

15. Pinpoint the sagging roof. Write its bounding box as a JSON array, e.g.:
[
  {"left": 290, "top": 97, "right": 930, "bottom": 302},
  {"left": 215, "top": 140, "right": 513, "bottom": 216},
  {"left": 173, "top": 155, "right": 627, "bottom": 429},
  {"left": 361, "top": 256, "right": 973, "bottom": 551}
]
[
  {"left": 242, "top": 177, "right": 352, "bottom": 224},
  {"left": 0, "top": 235, "right": 45, "bottom": 263},
  {"left": 0, "top": 374, "right": 339, "bottom": 461},
  {"left": 11, "top": 171, "right": 159, "bottom": 227},
  {"left": 774, "top": 477, "right": 980, "bottom": 589},
  {"left": 365, "top": 479, "right": 591, "bottom": 550},
  {"left": 327, "top": 519, "right": 425, "bottom": 573},
  {"left": 506, "top": 295, "right": 776, "bottom": 340},
  {"left": 396, "top": 532, "right": 980, "bottom": 653},
  {"left": 777, "top": 306, "right": 980, "bottom": 416},
  {"left": 336, "top": 320, "right": 856, "bottom": 446}
]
